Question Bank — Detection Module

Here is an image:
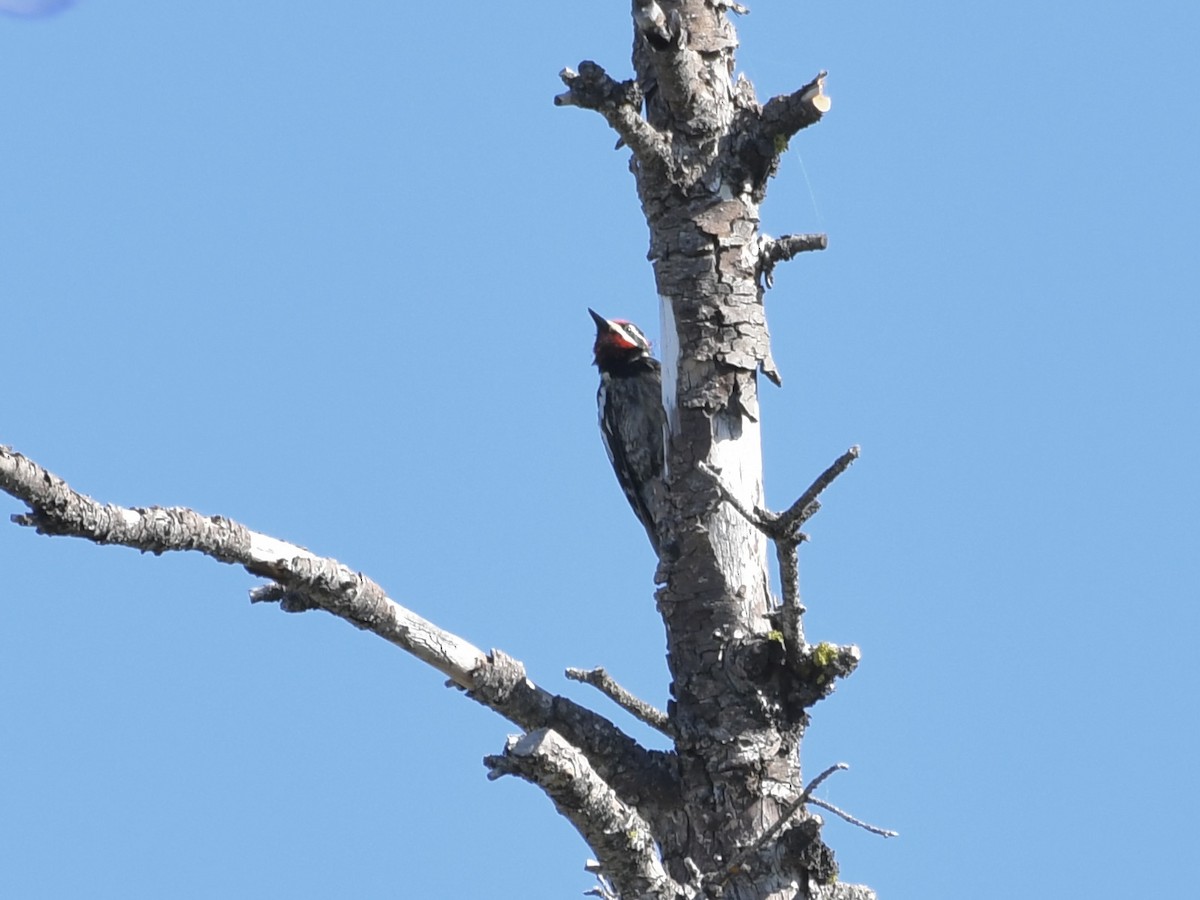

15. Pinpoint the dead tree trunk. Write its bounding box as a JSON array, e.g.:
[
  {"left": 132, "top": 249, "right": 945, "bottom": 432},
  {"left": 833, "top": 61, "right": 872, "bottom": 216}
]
[
  {"left": 0, "top": 4, "right": 883, "bottom": 899},
  {"left": 555, "top": 3, "right": 870, "bottom": 897}
]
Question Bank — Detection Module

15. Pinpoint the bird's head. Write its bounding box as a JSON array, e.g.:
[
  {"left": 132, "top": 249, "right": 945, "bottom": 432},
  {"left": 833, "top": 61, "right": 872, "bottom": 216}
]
[{"left": 589, "top": 308, "right": 653, "bottom": 370}]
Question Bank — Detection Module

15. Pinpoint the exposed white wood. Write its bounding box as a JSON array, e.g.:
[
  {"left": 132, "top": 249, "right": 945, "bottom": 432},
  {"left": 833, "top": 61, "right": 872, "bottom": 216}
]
[{"left": 658, "top": 294, "right": 680, "bottom": 440}]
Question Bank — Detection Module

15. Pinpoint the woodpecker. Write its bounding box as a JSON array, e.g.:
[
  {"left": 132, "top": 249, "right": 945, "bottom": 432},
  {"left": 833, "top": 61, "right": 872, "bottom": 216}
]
[{"left": 589, "top": 308, "right": 666, "bottom": 553}]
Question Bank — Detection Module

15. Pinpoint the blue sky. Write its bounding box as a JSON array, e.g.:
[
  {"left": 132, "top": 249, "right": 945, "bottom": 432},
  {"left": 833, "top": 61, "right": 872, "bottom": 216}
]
[{"left": 2, "top": 2, "right": 1197, "bottom": 898}]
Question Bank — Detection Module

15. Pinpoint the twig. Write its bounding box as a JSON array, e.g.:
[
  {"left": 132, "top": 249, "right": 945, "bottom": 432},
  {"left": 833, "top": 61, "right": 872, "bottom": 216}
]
[
  {"left": 697, "top": 460, "right": 775, "bottom": 531},
  {"left": 803, "top": 761, "right": 848, "bottom": 797},
  {"left": 566, "top": 667, "right": 673, "bottom": 737},
  {"left": 702, "top": 448, "right": 857, "bottom": 545},
  {"left": 776, "top": 445, "right": 860, "bottom": 534},
  {"left": 808, "top": 797, "right": 898, "bottom": 838},
  {"left": 720, "top": 763, "right": 848, "bottom": 878},
  {"left": 760, "top": 233, "right": 828, "bottom": 288}
]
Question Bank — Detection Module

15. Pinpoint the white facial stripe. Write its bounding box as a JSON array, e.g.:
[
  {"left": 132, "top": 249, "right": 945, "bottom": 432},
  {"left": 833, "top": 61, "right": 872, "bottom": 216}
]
[{"left": 610, "top": 320, "right": 645, "bottom": 349}]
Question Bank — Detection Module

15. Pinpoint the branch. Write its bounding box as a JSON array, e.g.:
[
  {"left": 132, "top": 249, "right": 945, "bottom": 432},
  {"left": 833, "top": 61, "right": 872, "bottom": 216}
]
[
  {"left": 555, "top": 61, "right": 671, "bottom": 168},
  {"left": 696, "top": 460, "right": 775, "bottom": 532},
  {"left": 775, "top": 445, "right": 860, "bottom": 535},
  {"left": 774, "top": 533, "right": 807, "bottom": 652},
  {"left": 485, "top": 729, "right": 683, "bottom": 900},
  {"left": 0, "top": 445, "right": 676, "bottom": 806},
  {"left": 807, "top": 797, "right": 898, "bottom": 839},
  {"left": 760, "top": 70, "right": 831, "bottom": 145},
  {"left": 698, "top": 459, "right": 806, "bottom": 648},
  {"left": 760, "top": 232, "right": 828, "bottom": 288},
  {"left": 775, "top": 445, "right": 859, "bottom": 661},
  {"left": 566, "top": 666, "right": 673, "bottom": 737}
]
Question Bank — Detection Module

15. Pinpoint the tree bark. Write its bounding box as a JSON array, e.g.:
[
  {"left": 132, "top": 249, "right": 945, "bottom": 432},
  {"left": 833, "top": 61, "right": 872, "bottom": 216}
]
[{"left": 560, "top": 3, "right": 871, "bottom": 897}]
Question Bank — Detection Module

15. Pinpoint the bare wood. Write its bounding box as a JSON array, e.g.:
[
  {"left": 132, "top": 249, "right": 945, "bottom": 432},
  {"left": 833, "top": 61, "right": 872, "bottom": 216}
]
[{"left": 760, "top": 71, "right": 832, "bottom": 145}]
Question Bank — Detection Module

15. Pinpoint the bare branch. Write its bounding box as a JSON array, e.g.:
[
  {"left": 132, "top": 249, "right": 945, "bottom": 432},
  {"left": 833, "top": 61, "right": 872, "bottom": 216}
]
[
  {"left": 0, "top": 445, "right": 488, "bottom": 678},
  {"left": 776, "top": 445, "right": 860, "bottom": 534},
  {"left": 760, "top": 232, "right": 828, "bottom": 288},
  {"left": 555, "top": 61, "right": 670, "bottom": 168},
  {"left": 485, "top": 729, "right": 683, "bottom": 900},
  {"left": 566, "top": 666, "right": 673, "bottom": 737},
  {"left": 775, "top": 535, "right": 806, "bottom": 651},
  {"left": 704, "top": 447, "right": 857, "bottom": 675},
  {"left": 0, "top": 445, "right": 676, "bottom": 806},
  {"left": 697, "top": 460, "right": 775, "bottom": 532},
  {"left": 803, "top": 761, "right": 849, "bottom": 796},
  {"left": 701, "top": 458, "right": 803, "bottom": 649},
  {"left": 760, "top": 70, "right": 831, "bottom": 146},
  {"left": 807, "top": 797, "right": 898, "bottom": 839}
]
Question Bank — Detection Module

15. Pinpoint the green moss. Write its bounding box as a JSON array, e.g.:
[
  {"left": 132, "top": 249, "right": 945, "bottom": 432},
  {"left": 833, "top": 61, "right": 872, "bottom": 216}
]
[
  {"left": 811, "top": 642, "right": 838, "bottom": 668},
  {"left": 774, "top": 133, "right": 790, "bottom": 155}
]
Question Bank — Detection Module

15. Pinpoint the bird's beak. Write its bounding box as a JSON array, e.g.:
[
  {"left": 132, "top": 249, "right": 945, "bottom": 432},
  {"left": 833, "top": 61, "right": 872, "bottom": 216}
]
[{"left": 588, "top": 308, "right": 612, "bottom": 332}]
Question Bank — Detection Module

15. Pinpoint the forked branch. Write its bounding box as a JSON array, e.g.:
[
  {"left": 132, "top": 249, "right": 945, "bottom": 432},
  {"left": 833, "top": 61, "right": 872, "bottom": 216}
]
[
  {"left": 776, "top": 445, "right": 861, "bottom": 536},
  {"left": 702, "top": 447, "right": 860, "bottom": 665},
  {"left": 555, "top": 61, "right": 671, "bottom": 168},
  {"left": 807, "top": 797, "right": 899, "bottom": 839}
]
